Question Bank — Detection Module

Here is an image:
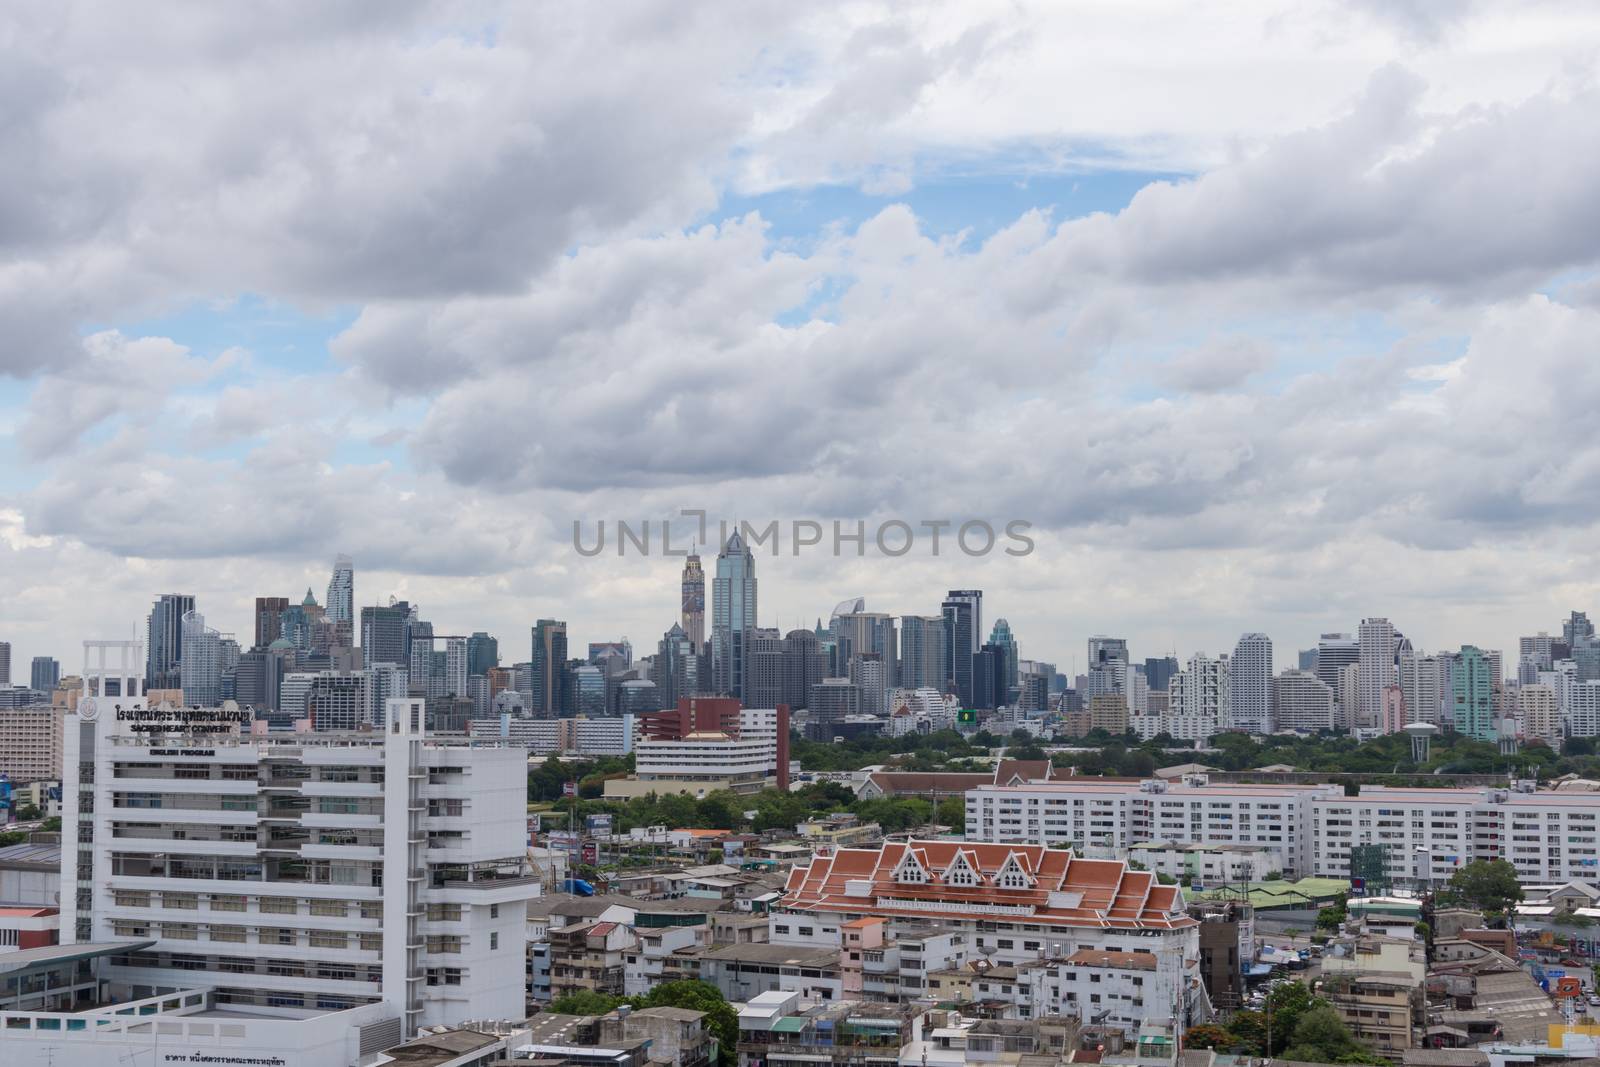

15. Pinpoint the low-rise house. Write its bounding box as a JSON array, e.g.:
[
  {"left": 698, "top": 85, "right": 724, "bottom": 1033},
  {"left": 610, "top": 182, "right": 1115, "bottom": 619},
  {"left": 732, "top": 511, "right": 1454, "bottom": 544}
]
[
  {"left": 549, "top": 920, "right": 637, "bottom": 999},
  {"left": 699, "top": 941, "right": 841, "bottom": 1004},
  {"left": 598, "top": 1005, "right": 716, "bottom": 1067}
]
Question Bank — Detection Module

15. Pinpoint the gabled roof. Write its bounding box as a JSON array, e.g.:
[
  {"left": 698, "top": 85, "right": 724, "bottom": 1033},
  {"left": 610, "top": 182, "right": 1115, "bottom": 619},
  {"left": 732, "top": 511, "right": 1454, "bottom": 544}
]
[
  {"left": 993, "top": 760, "right": 1055, "bottom": 786},
  {"left": 781, "top": 839, "right": 1195, "bottom": 932}
]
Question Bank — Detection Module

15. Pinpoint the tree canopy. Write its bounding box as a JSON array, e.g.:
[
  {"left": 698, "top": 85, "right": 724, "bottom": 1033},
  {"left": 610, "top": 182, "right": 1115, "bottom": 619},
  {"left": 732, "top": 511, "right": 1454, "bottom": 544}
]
[{"left": 1444, "top": 859, "right": 1524, "bottom": 914}]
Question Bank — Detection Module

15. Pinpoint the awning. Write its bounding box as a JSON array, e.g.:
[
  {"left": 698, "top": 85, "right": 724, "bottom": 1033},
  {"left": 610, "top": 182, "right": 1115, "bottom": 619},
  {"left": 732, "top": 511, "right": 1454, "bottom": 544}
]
[{"left": 771, "top": 1017, "right": 808, "bottom": 1034}]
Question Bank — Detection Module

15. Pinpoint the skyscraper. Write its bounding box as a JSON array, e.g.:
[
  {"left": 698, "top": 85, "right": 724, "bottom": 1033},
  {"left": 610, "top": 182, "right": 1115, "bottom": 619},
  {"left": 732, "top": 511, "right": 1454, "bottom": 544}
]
[
  {"left": 145, "top": 593, "right": 196, "bottom": 691},
  {"left": 180, "top": 610, "right": 225, "bottom": 707},
  {"left": 1357, "top": 618, "right": 1397, "bottom": 731},
  {"left": 360, "top": 601, "right": 409, "bottom": 667},
  {"left": 1314, "top": 633, "right": 1359, "bottom": 694},
  {"left": 1087, "top": 636, "right": 1130, "bottom": 699},
  {"left": 1143, "top": 656, "right": 1179, "bottom": 693},
  {"left": 1566, "top": 611, "right": 1595, "bottom": 649},
  {"left": 30, "top": 655, "right": 60, "bottom": 692},
  {"left": 743, "top": 628, "right": 786, "bottom": 708},
  {"left": 988, "top": 618, "right": 1019, "bottom": 696},
  {"left": 941, "top": 590, "right": 982, "bottom": 705},
  {"left": 782, "top": 628, "right": 825, "bottom": 710},
  {"left": 681, "top": 553, "right": 706, "bottom": 651},
  {"left": 1230, "top": 633, "right": 1273, "bottom": 734},
  {"left": 711, "top": 531, "right": 757, "bottom": 698},
  {"left": 326, "top": 553, "right": 354, "bottom": 625},
  {"left": 832, "top": 608, "right": 897, "bottom": 690},
  {"left": 254, "top": 596, "right": 290, "bottom": 648},
  {"left": 444, "top": 637, "right": 468, "bottom": 697},
  {"left": 899, "top": 615, "right": 947, "bottom": 691},
  {"left": 654, "top": 623, "right": 701, "bottom": 709},
  {"left": 531, "top": 619, "right": 568, "bottom": 715},
  {"left": 467, "top": 632, "right": 499, "bottom": 676},
  {"left": 1453, "top": 645, "right": 1495, "bottom": 741},
  {"left": 0, "top": 641, "right": 9, "bottom": 686}
]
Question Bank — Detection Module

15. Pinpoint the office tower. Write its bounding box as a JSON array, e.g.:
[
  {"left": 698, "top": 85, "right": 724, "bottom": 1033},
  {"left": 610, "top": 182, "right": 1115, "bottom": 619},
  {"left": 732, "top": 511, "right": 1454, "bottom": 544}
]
[
  {"left": 573, "top": 665, "right": 606, "bottom": 717},
  {"left": 1087, "top": 636, "right": 1130, "bottom": 698},
  {"left": 781, "top": 629, "right": 825, "bottom": 710},
  {"left": 28, "top": 655, "right": 59, "bottom": 692},
  {"left": 1356, "top": 618, "right": 1397, "bottom": 730},
  {"left": 711, "top": 531, "right": 757, "bottom": 698},
  {"left": 530, "top": 619, "right": 568, "bottom": 715},
  {"left": 1315, "top": 633, "right": 1358, "bottom": 694},
  {"left": 809, "top": 677, "right": 861, "bottom": 725},
  {"left": 616, "top": 678, "right": 660, "bottom": 715},
  {"left": 326, "top": 553, "right": 354, "bottom": 624},
  {"left": 1017, "top": 665, "right": 1051, "bottom": 713},
  {"left": 1127, "top": 664, "right": 1150, "bottom": 715},
  {"left": 1271, "top": 669, "right": 1336, "bottom": 732},
  {"left": 1452, "top": 645, "right": 1495, "bottom": 741},
  {"left": 304, "top": 670, "right": 372, "bottom": 730},
  {"left": 1297, "top": 648, "right": 1317, "bottom": 671},
  {"left": 832, "top": 608, "right": 897, "bottom": 690},
  {"left": 1143, "top": 656, "right": 1179, "bottom": 693},
  {"left": 1399, "top": 651, "right": 1443, "bottom": 725},
  {"left": 278, "top": 589, "right": 327, "bottom": 652},
  {"left": 360, "top": 601, "right": 410, "bottom": 667},
  {"left": 989, "top": 618, "right": 1019, "bottom": 694},
  {"left": 145, "top": 593, "right": 196, "bottom": 690},
  {"left": 849, "top": 654, "right": 888, "bottom": 716},
  {"left": 681, "top": 553, "right": 706, "bottom": 651},
  {"left": 899, "top": 615, "right": 947, "bottom": 691},
  {"left": 941, "top": 590, "right": 982, "bottom": 704},
  {"left": 0, "top": 641, "right": 9, "bottom": 686},
  {"left": 443, "top": 638, "right": 468, "bottom": 697},
  {"left": 587, "top": 641, "right": 632, "bottom": 667},
  {"left": 653, "top": 624, "right": 700, "bottom": 710},
  {"left": 179, "top": 610, "right": 226, "bottom": 707},
  {"left": 1566, "top": 611, "right": 1595, "bottom": 649},
  {"left": 253, "top": 596, "right": 289, "bottom": 648},
  {"left": 407, "top": 615, "right": 436, "bottom": 697},
  {"left": 742, "top": 628, "right": 785, "bottom": 709},
  {"left": 235, "top": 644, "right": 292, "bottom": 715},
  {"left": 972, "top": 644, "right": 1009, "bottom": 710},
  {"left": 467, "top": 632, "right": 499, "bottom": 676},
  {"left": 1229, "top": 633, "right": 1273, "bottom": 734}
]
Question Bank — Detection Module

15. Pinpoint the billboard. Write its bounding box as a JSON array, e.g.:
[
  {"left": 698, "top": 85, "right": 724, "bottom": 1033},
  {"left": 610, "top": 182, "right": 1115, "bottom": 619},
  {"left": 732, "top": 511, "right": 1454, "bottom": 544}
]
[
  {"left": 549, "top": 830, "right": 582, "bottom": 857},
  {"left": 957, "top": 708, "right": 978, "bottom": 725},
  {"left": 586, "top": 813, "right": 614, "bottom": 837},
  {"left": 582, "top": 841, "right": 598, "bottom": 864}
]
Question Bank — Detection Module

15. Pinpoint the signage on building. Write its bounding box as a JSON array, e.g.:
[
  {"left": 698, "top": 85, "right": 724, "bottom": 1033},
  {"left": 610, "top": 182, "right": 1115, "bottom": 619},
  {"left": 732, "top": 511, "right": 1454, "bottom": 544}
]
[
  {"left": 549, "top": 831, "right": 581, "bottom": 857},
  {"left": 112, "top": 704, "right": 252, "bottom": 734},
  {"left": 562, "top": 780, "right": 578, "bottom": 798},
  {"left": 586, "top": 814, "right": 614, "bottom": 836},
  {"left": 957, "top": 709, "right": 978, "bottom": 725},
  {"left": 581, "top": 841, "right": 598, "bottom": 864}
]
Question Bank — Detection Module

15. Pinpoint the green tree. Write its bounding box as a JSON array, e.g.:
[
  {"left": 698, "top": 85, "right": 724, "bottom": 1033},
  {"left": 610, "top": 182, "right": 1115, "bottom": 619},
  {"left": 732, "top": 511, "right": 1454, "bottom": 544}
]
[
  {"left": 1263, "top": 981, "right": 1321, "bottom": 1055},
  {"left": 14, "top": 804, "right": 40, "bottom": 821},
  {"left": 1224, "top": 1010, "right": 1267, "bottom": 1054},
  {"left": 1444, "top": 859, "right": 1524, "bottom": 914},
  {"left": 1280, "top": 1004, "right": 1382, "bottom": 1065},
  {"left": 1317, "top": 895, "right": 1348, "bottom": 930},
  {"left": 551, "top": 990, "right": 624, "bottom": 1015},
  {"left": 936, "top": 796, "right": 965, "bottom": 833},
  {"left": 1184, "top": 1024, "right": 1231, "bottom": 1050},
  {"left": 632, "top": 980, "right": 739, "bottom": 1066}
]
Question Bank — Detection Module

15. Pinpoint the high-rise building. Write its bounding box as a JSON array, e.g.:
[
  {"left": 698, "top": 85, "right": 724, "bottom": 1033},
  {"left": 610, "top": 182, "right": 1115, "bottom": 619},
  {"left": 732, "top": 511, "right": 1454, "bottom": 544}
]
[
  {"left": 1520, "top": 632, "right": 1555, "bottom": 674},
  {"left": 782, "top": 629, "right": 826, "bottom": 711},
  {"left": 253, "top": 596, "right": 289, "bottom": 648},
  {"left": 180, "top": 610, "right": 227, "bottom": 707},
  {"left": 1399, "top": 651, "right": 1443, "bottom": 725},
  {"left": 849, "top": 654, "right": 889, "bottom": 716},
  {"left": 1271, "top": 669, "right": 1335, "bottom": 733},
  {"left": 1170, "top": 653, "right": 1230, "bottom": 732},
  {"left": 0, "top": 640, "right": 9, "bottom": 686},
  {"left": 941, "top": 590, "right": 982, "bottom": 704},
  {"left": 1315, "top": 633, "right": 1358, "bottom": 695},
  {"left": 1357, "top": 618, "right": 1397, "bottom": 731},
  {"left": 743, "top": 628, "right": 786, "bottom": 709},
  {"left": 809, "top": 678, "right": 861, "bottom": 725},
  {"left": 306, "top": 669, "right": 373, "bottom": 730},
  {"left": 326, "top": 553, "right": 354, "bottom": 624},
  {"left": 972, "top": 644, "right": 1009, "bottom": 710},
  {"left": 1297, "top": 648, "right": 1318, "bottom": 671},
  {"left": 988, "top": 619, "right": 1019, "bottom": 696},
  {"left": 832, "top": 609, "right": 897, "bottom": 692},
  {"left": 681, "top": 553, "right": 706, "bottom": 652},
  {"left": 899, "top": 615, "right": 947, "bottom": 691},
  {"left": 1336, "top": 662, "right": 1360, "bottom": 731},
  {"left": 1452, "top": 645, "right": 1495, "bottom": 742},
  {"left": 1517, "top": 684, "right": 1560, "bottom": 749},
  {"left": 573, "top": 665, "right": 606, "bottom": 717},
  {"left": 1143, "top": 656, "right": 1179, "bottom": 693},
  {"left": 30, "top": 655, "right": 60, "bottom": 692},
  {"left": 530, "top": 619, "right": 568, "bottom": 716},
  {"left": 1229, "top": 633, "right": 1272, "bottom": 734},
  {"left": 360, "top": 601, "right": 410, "bottom": 667},
  {"left": 467, "top": 632, "right": 499, "bottom": 676},
  {"left": 62, "top": 693, "right": 535, "bottom": 1033},
  {"left": 1566, "top": 611, "right": 1596, "bottom": 649},
  {"left": 145, "top": 593, "right": 195, "bottom": 690},
  {"left": 444, "top": 637, "right": 468, "bottom": 697},
  {"left": 653, "top": 624, "right": 701, "bottom": 711},
  {"left": 408, "top": 616, "right": 436, "bottom": 697},
  {"left": 711, "top": 531, "right": 757, "bottom": 698}
]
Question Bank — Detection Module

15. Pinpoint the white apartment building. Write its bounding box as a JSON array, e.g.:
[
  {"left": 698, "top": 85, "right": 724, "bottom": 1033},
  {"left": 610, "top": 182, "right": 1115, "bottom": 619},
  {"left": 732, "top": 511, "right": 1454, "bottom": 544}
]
[
  {"left": 605, "top": 706, "right": 785, "bottom": 799},
  {"left": 1271, "top": 670, "right": 1335, "bottom": 733},
  {"left": 62, "top": 648, "right": 537, "bottom": 1041},
  {"left": 966, "top": 779, "right": 1337, "bottom": 878},
  {"left": 1517, "top": 684, "right": 1560, "bottom": 748},
  {"left": 1357, "top": 618, "right": 1397, "bottom": 732},
  {"left": 1127, "top": 842, "right": 1286, "bottom": 885},
  {"left": 1569, "top": 680, "right": 1600, "bottom": 738},
  {"left": 1230, "top": 634, "right": 1273, "bottom": 734}
]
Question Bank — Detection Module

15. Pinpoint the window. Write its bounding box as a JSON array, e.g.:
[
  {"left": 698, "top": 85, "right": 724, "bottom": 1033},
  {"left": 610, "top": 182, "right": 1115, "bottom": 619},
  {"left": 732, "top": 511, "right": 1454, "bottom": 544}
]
[
  {"left": 310, "top": 901, "right": 347, "bottom": 917},
  {"left": 261, "top": 897, "right": 298, "bottom": 915},
  {"left": 310, "top": 932, "right": 347, "bottom": 949},
  {"left": 427, "top": 935, "right": 462, "bottom": 954},
  {"left": 490, "top": 932, "right": 499, "bottom": 950},
  {"left": 490, "top": 904, "right": 499, "bottom": 919}
]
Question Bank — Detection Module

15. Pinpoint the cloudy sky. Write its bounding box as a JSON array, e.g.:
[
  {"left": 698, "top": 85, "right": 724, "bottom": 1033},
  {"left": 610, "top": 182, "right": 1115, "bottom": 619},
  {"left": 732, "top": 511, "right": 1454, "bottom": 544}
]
[{"left": 5, "top": 0, "right": 1600, "bottom": 677}]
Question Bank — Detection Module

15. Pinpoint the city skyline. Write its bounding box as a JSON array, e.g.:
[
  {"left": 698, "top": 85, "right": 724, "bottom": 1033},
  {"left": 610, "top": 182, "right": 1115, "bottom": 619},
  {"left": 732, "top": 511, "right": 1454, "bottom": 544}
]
[{"left": 5, "top": 6, "right": 1600, "bottom": 684}]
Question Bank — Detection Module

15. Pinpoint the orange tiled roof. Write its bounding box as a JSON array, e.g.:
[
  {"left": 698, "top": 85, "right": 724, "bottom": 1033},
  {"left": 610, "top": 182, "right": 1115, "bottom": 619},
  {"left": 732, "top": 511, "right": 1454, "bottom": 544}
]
[{"left": 780, "top": 839, "right": 1197, "bottom": 932}]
